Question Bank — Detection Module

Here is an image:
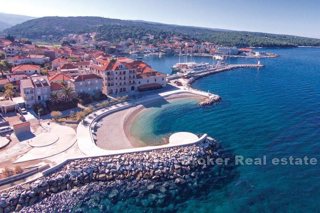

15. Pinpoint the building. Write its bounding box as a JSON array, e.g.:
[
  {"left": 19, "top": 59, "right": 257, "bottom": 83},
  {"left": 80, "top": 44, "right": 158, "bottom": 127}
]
[
  {"left": 49, "top": 73, "right": 72, "bottom": 96},
  {"left": 69, "top": 74, "right": 103, "bottom": 95},
  {"left": 59, "top": 63, "right": 80, "bottom": 76},
  {"left": 0, "top": 78, "right": 9, "bottom": 90},
  {"left": 8, "top": 55, "right": 50, "bottom": 66},
  {"left": 216, "top": 47, "right": 239, "bottom": 55},
  {"left": 133, "top": 62, "right": 167, "bottom": 91},
  {"left": 51, "top": 58, "right": 69, "bottom": 70},
  {"left": 75, "top": 61, "right": 90, "bottom": 72},
  {"left": 7, "top": 74, "right": 28, "bottom": 91},
  {"left": 20, "top": 75, "right": 51, "bottom": 108},
  {"left": 90, "top": 57, "right": 166, "bottom": 95},
  {"left": 12, "top": 64, "right": 41, "bottom": 75},
  {"left": 90, "top": 57, "right": 137, "bottom": 95},
  {"left": 3, "top": 45, "right": 21, "bottom": 57}
]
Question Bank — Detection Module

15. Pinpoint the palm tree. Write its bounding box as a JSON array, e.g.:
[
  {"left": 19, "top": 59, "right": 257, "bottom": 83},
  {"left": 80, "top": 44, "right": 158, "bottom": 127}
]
[
  {"left": 61, "top": 85, "right": 75, "bottom": 102},
  {"left": 50, "top": 92, "right": 59, "bottom": 103},
  {"left": 4, "top": 83, "right": 14, "bottom": 100}
]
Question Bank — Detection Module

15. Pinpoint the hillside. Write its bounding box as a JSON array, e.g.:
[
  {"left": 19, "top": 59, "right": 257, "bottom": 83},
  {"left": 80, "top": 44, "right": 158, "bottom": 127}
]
[
  {"left": 4, "top": 16, "right": 320, "bottom": 47},
  {"left": 0, "top": 12, "right": 34, "bottom": 31}
]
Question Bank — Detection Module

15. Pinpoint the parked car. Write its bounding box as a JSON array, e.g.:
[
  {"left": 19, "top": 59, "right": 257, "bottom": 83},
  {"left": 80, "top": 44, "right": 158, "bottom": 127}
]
[
  {"left": 0, "top": 126, "right": 13, "bottom": 134},
  {"left": 18, "top": 107, "right": 28, "bottom": 115}
]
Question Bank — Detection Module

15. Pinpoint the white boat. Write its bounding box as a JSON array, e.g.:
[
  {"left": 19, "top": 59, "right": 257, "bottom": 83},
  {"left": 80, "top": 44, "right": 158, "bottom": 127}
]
[
  {"left": 171, "top": 62, "right": 214, "bottom": 73},
  {"left": 213, "top": 55, "right": 224, "bottom": 60}
]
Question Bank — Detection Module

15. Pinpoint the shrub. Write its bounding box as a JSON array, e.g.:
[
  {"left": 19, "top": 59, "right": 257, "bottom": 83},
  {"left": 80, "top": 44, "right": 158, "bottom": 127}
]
[
  {"left": 51, "top": 111, "right": 62, "bottom": 120},
  {"left": 83, "top": 107, "right": 93, "bottom": 115},
  {"left": 2, "top": 167, "right": 12, "bottom": 177},
  {"left": 46, "top": 98, "right": 78, "bottom": 111},
  {"left": 14, "top": 166, "right": 23, "bottom": 174},
  {"left": 33, "top": 103, "right": 49, "bottom": 116},
  {"left": 76, "top": 111, "right": 86, "bottom": 121}
]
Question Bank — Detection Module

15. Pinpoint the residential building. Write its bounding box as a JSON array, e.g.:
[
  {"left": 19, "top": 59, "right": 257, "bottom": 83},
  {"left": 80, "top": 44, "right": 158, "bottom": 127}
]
[
  {"left": 3, "top": 45, "right": 21, "bottom": 57},
  {"left": 59, "top": 63, "right": 80, "bottom": 76},
  {"left": 20, "top": 75, "right": 51, "bottom": 108},
  {"left": 52, "top": 58, "right": 69, "bottom": 70},
  {"left": 69, "top": 74, "right": 103, "bottom": 95},
  {"left": 8, "top": 55, "right": 50, "bottom": 65},
  {"left": 7, "top": 74, "right": 28, "bottom": 83},
  {"left": 90, "top": 57, "right": 166, "bottom": 95},
  {"left": 12, "top": 64, "right": 41, "bottom": 75},
  {"left": 90, "top": 57, "right": 137, "bottom": 95},
  {"left": 49, "top": 73, "right": 72, "bottom": 96},
  {"left": 216, "top": 47, "right": 239, "bottom": 55},
  {"left": 133, "top": 62, "right": 167, "bottom": 91}
]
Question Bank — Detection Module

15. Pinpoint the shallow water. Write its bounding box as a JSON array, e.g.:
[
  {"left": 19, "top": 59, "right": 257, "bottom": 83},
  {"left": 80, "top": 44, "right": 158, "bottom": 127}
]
[{"left": 130, "top": 48, "right": 320, "bottom": 212}]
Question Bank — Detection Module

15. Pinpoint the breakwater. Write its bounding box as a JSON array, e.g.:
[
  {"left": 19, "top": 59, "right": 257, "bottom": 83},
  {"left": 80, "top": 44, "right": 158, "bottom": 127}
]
[{"left": 0, "top": 137, "right": 235, "bottom": 212}]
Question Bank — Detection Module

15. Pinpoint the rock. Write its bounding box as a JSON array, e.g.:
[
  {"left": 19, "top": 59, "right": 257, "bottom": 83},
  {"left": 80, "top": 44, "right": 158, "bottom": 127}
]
[
  {"left": 147, "top": 184, "right": 155, "bottom": 190},
  {"left": 175, "top": 178, "right": 185, "bottom": 185},
  {"left": 50, "top": 187, "right": 59, "bottom": 193},
  {"left": 15, "top": 204, "right": 22, "bottom": 212},
  {"left": 97, "top": 174, "right": 106, "bottom": 181},
  {"left": 0, "top": 199, "right": 7, "bottom": 208},
  {"left": 108, "top": 189, "right": 118, "bottom": 199},
  {"left": 159, "top": 186, "right": 167, "bottom": 193}
]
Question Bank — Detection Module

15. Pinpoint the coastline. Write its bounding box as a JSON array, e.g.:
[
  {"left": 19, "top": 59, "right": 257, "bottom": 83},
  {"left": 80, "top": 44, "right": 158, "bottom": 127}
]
[{"left": 95, "top": 92, "right": 205, "bottom": 150}]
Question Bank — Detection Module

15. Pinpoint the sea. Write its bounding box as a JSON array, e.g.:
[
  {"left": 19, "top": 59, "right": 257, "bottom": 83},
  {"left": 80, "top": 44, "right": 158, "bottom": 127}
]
[{"left": 128, "top": 47, "right": 320, "bottom": 212}]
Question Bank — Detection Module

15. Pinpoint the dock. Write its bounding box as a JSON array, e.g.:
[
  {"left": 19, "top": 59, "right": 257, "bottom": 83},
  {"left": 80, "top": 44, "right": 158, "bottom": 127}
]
[
  {"left": 168, "top": 63, "right": 264, "bottom": 83},
  {"left": 168, "top": 63, "right": 263, "bottom": 106},
  {"left": 191, "top": 63, "right": 263, "bottom": 79}
]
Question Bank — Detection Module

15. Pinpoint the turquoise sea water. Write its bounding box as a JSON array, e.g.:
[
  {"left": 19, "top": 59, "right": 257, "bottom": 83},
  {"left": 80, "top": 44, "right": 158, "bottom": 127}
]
[{"left": 132, "top": 48, "right": 320, "bottom": 212}]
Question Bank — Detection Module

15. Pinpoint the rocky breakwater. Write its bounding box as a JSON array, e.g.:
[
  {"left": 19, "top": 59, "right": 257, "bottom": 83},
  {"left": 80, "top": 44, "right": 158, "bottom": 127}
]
[{"left": 0, "top": 137, "right": 236, "bottom": 212}]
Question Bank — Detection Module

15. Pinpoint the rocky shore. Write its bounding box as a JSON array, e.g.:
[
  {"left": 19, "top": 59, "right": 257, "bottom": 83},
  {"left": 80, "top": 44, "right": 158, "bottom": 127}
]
[{"left": 0, "top": 137, "right": 236, "bottom": 212}]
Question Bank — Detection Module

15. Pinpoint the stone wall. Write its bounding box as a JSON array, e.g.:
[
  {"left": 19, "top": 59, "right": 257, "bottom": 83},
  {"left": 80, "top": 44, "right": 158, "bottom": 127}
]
[{"left": 0, "top": 138, "right": 236, "bottom": 212}]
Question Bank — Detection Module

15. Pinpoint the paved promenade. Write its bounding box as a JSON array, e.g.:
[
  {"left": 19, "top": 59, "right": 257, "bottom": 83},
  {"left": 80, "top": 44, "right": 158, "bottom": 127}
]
[{"left": 77, "top": 88, "right": 209, "bottom": 156}]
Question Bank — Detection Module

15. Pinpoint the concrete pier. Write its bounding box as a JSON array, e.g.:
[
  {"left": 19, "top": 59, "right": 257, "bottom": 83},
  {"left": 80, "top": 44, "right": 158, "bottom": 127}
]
[{"left": 167, "top": 63, "right": 264, "bottom": 81}]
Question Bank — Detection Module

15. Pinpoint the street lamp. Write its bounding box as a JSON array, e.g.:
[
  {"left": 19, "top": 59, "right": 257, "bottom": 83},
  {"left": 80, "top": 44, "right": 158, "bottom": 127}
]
[{"left": 38, "top": 109, "right": 41, "bottom": 125}]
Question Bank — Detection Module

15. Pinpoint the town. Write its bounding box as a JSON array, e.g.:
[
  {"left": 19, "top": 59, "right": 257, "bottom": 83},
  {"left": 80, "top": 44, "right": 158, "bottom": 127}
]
[{"left": 0, "top": 32, "right": 265, "bottom": 201}]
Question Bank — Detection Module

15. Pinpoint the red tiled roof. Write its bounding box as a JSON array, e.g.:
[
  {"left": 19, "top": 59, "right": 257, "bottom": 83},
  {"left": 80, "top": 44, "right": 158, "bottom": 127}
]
[
  {"left": 0, "top": 78, "right": 9, "bottom": 85},
  {"left": 52, "top": 58, "right": 69, "bottom": 64},
  {"left": 50, "top": 82, "right": 64, "bottom": 91},
  {"left": 72, "top": 74, "right": 102, "bottom": 82},
  {"left": 12, "top": 64, "right": 40, "bottom": 72},
  {"left": 60, "top": 63, "right": 77, "bottom": 70},
  {"left": 49, "top": 73, "right": 71, "bottom": 82},
  {"left": 75, "top": 61, "right": 90, "bottom": 66}
]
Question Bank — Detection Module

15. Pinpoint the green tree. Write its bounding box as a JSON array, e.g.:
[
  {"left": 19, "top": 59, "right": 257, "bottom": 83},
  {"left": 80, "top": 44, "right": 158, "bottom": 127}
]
[
  {"left": 4, "top": 83, "right": 14, "bottom": 99},
  {"left": 0, "top": 60, "right": 12, "bottom": 76},
  {"left": 0, "top": 51, "right": 5, "bottom": 60},
  {"left": 61, "top": 84, "right": 75, "bottom": 101},
  {"left": 51, "top": 111, "right": 62, "bottom": 120}
]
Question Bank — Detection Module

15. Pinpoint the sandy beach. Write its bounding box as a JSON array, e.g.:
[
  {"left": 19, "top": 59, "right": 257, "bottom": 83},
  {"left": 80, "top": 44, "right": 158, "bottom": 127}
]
[{"left": 95, "top": 92, "right": 205, "bottom": 150}]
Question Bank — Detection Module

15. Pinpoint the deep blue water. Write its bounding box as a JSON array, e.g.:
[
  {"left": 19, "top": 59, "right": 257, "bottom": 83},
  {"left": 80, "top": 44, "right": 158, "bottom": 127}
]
[{"left": 132, "top": 48, "right": 320, "bottom": 212}]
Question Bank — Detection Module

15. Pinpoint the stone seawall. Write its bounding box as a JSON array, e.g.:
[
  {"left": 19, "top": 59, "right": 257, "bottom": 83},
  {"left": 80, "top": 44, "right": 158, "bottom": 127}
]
[{"left": 0, "top": 138, "right": 236, "bottom": 212}]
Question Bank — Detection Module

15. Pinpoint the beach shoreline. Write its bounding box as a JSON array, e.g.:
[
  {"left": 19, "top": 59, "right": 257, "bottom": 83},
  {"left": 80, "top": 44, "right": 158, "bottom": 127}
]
[{"left": 95, "top": 92, "right": 205, "bottom": 150}]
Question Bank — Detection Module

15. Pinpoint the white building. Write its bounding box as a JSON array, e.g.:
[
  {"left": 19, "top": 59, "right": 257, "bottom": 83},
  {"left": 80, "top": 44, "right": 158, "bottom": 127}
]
[
  {"left": 20, "top": 75, "right": 51, "bottom": 108},
  {"left": 90, "top": 57, "right": 166, "bottom": 95},
  {"left": 69, "top": 74, "right": 103, "bottom": 95},
  {"left": 12, "top": 64, "right": 41, "bottom": 75}
]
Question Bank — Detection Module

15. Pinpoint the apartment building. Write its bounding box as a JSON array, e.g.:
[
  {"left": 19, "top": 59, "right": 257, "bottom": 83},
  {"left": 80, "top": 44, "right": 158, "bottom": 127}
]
[{"left": 20, "top": 75, "right": 51, "bottom": 108}]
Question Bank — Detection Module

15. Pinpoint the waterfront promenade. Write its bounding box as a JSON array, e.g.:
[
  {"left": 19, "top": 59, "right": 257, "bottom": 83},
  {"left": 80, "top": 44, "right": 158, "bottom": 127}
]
[
  {"left": 77, "top": 88, "right": 211, "bottom": 156},
  {"left": 167, "top": 63, "right": 264, "bottom": 81}
]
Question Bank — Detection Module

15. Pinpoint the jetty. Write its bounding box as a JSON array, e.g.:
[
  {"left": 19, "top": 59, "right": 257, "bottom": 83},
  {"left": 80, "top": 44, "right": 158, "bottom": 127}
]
[
  {"left": 167, "top": 63, "right": 264, "bottom": 81},
  {"left": 199, "top": 95, "right": 220, "bottom": 106},
  {"left": 168, "top": 63, "right": 263, "bottom": 106}
]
